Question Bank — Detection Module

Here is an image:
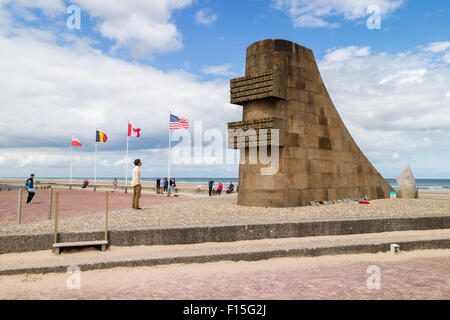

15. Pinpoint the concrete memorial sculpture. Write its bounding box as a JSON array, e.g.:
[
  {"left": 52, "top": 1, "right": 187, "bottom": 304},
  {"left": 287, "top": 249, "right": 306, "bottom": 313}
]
[
  {"left": 396, "top": 165, "right": 418, "bottom": 199},
  {"left": 228, "top": 39, "right": 393, "bottom": 207}
]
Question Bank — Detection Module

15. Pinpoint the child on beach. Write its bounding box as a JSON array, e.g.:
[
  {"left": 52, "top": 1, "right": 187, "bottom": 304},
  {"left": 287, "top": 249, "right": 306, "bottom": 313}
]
[{"left": 25, "top": 174, "right": 35, "bottom": 203}]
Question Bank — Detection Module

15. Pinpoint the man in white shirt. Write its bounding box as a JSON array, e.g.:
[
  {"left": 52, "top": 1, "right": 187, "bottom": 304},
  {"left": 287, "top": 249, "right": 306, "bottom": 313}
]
[{"left": 131, "top": 159, "right": 142, "bottom": 209}]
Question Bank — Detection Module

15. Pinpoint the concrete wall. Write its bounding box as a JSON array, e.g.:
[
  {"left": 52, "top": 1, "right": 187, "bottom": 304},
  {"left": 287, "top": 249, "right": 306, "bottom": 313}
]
[{"left": 1, "top": 215, "right": 449, "bottom": 254}]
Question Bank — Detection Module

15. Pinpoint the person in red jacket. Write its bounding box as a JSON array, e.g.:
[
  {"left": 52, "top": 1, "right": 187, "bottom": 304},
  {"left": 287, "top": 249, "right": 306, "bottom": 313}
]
[{"left": 216, "top": 182, "right": 223, "bottom": 195}]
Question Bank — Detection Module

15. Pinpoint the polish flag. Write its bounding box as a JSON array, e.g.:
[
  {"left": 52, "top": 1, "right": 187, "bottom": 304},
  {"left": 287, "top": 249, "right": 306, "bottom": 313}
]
[
  {"left": 72, "top": 137, "right": 82, "bottom": 147},
  {"left": 128, "top": 123, "right": 140, "bottom": 137}
]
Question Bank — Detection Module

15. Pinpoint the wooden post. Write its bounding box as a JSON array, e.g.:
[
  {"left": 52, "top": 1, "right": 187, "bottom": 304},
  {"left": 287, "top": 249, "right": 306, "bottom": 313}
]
[
  {"left": 48, "top": 188, "right": 53, "bottom": 220},
  {"left": 105, "top": 191, "right": 109, "bottom": 241},
  {"left": 53, "top": 190, "right": 59, "bottom": 247},
  {"left": 17, "top": 189, "right": 22, "bottom": 224}
]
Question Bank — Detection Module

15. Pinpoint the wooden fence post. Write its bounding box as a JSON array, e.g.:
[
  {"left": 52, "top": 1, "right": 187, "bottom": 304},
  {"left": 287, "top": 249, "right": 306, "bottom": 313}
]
[
  {"left": 48, "top": 188, "right": 53, "bottom": 220},
  {"left": 105, "top": 191, "right": 109, "bottom": 241},
  {"left": 17, "top": 189, "right": 22, "bottom": 224},
  {"left": 53, "top": 190, "right": 59, "bottom": 247}
]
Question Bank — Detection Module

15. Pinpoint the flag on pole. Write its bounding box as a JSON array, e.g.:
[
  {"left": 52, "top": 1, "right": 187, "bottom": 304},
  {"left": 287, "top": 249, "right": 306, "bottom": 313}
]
[
  {"left": 128, "top": 123, "right": 141, "bottom": 137},
  {"left": 96, "top": 130, "right": 108, "bottom": 142},
  {"left": 170, "top": 114, "right": 189, "bottom": 129},
  {"left": 72, "top": 137, "right": 82, "bottom": 147}
]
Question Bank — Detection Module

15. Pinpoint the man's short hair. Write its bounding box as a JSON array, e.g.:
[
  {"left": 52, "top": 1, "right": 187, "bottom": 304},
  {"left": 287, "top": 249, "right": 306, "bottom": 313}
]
[
  {"left": 30, "top": 174, "right": 35, "bottom": 177},
  {"left": 134, "top": 159, "right": 141, "bottom": 166}
]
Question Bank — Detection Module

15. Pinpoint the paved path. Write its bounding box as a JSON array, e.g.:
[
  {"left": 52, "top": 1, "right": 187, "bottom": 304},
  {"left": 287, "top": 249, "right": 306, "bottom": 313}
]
[
  {"left": 1, "top": 229, "right": 450, "bottom": 275},
  {"left": 0, "top": 189, "right": 188, "bottom": 226},
  {"left": 1, "top": 249, "right": 449, "bottom": 299}
]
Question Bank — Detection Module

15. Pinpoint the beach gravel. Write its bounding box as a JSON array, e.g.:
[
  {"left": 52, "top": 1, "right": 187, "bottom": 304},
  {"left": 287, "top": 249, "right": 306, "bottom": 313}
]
[{"left": 1, "top": 193, "right": 450, "bottom": 236}]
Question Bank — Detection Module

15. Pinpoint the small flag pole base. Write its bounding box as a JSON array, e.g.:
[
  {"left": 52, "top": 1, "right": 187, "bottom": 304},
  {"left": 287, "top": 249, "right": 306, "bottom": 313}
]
[
  {"left": 93, "top": 186, "right": 96, "bottom": 192},
  {"left": 124, "top": 186, "right": 128, "bottom": 194}
]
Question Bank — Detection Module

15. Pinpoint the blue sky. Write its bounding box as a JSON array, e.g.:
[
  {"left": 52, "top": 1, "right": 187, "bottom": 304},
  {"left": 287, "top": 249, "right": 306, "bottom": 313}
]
[{"left": 0, "top": 0, "right": 450, "bottom": 179}]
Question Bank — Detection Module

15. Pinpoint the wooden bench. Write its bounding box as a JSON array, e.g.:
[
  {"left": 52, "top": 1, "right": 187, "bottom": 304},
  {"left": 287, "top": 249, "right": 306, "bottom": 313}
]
[
  {"left": 52, "top": 191, "right": 110, "bottom": 255},
  {"left": 53, "top": 240, "right": 108, "bottom": 255}
]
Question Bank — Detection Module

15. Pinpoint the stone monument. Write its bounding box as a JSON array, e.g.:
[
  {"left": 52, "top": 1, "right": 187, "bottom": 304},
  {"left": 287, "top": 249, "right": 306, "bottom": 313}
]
[
  {"left": 396, "top": 165, "right": 418, "bottom": 199},
  {"left": 228, "top": 39, "right": 393, "bottom": 207}
]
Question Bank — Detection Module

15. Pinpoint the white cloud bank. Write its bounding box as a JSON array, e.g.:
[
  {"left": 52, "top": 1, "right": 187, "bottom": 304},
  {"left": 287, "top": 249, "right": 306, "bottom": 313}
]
[
  {"left": 318, "top": 43, "right": 450, "bottom": 169},
  {"left": 273, "top": 0, "right": 404, "bottom": 27},
  {"left": 0, "top": 0, "right": 193, "bottom": 56},
  {"left": 0, "top": 26, "right": 240, "bottom": 176}
]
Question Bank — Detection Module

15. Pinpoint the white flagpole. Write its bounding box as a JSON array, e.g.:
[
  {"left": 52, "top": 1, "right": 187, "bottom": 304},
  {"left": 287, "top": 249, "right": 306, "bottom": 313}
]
[
  {"left": 125, "top": 122, "right": 129, "bottom": 194},
  {"left": 70, "top": 142, "right": 73, "bottom": 190},
  {"left": 94, "top": 139, "right": 97, "bottom": 192},
  {"left": 168, "top": 112, "right": 171, "bottom": 197}
]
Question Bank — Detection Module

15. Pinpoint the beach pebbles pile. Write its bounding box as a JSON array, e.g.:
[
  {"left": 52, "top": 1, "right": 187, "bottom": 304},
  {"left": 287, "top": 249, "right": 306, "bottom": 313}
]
[{"left": 1, "top": 195, "right": 450, "bottom": 236}]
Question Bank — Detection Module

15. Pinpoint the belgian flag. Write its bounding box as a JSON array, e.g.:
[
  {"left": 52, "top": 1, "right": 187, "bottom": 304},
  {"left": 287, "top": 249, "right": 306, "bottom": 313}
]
[{"left": 96, "top": 130, "right": 108, "bottom": 143}]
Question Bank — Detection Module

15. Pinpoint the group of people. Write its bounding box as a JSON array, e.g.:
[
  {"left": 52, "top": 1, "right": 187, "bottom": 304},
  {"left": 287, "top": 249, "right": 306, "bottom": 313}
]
[
  {"left": 208, "top": 179, "right": 235, "bottom": 196},
  {"left": 155, "top": 177, "right": 176, "bottom": 194}
]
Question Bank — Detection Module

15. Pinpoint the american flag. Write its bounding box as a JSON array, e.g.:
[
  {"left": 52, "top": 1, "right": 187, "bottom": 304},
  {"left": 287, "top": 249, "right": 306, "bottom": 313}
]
[{"left": 170, "top": 113, "right": 189, "bottom": 130}]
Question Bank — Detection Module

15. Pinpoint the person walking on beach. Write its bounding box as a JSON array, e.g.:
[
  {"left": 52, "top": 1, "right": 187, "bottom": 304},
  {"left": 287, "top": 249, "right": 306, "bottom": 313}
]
[
  {"left": 25, "top": 174, "right": 36, "bottom": 204},
  {"left": 164, "top": 178, "right": 168, "bottom": 193},
  {"left": 113, "top": 178, "right": 118, "bottom": 190},
  {"left": 131, "top": 159, "right": 142, "bottom": 210},
  {"left": 156, "top": 178, "right": 161, "bottom": 194},
  {"left": 208, "top": 178, "right": 214, "bottom": 196}
]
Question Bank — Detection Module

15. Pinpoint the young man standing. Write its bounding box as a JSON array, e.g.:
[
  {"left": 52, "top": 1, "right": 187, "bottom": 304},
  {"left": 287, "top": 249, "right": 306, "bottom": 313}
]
[
  {"left": 131, "top": 159, "right": 142, "bottom": 210},
  {"left": 25, "top": 173, "right": 35, "bottom": 204}
]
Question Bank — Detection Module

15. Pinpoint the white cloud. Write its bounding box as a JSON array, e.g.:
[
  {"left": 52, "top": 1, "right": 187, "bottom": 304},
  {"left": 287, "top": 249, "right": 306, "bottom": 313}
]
[
  {"left": 378, "top": 69, "right": 427, "bottom": 86},
  {"left": 273, "top": 0, "right": 404, "bottom": 27},
  {"left": 201, "top": 64, "right": 235, "bottom": 77},
  {"left": 72, "top": 0, "right": 192, "bottom": 55},
  {"left": 423, "top": 41, "right": 450, "bottom": 53},
  {"left": 323, "top": 46, "right": 370, "bottom": 62},
  {"left": 195, "top": 8, "right": 218, "bottom": 26},
  {"left": 1, "top": 0, "right": 193, "bottom": 56},
  {"left": 444, "top": 52, "right": 450, "bottom": 64},
  {"left": 318, "top": 43, "right": 450, "bottom": 166}
]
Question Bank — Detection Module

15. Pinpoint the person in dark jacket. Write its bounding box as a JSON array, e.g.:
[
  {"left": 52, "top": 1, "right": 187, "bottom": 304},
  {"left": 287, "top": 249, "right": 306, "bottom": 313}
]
[
  {"left": 156, "top": 178, "right": 161, "bottom": 194},
  {"left": 25, "top": 174, "right": 35, "bottom": 203},
  {"left": 164, "top": 178, "right": 168, "bottom": 192},
  {"left": 226, "top": 182, "right": 235, "bottom": 194},
  {"left": 208, "top": 179, "right": 214, "bottom": 196}
]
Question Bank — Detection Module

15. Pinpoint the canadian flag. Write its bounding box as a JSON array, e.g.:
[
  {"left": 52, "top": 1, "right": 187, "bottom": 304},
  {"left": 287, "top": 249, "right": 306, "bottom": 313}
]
[
  {"left": 128, "top": 123, "right": 140, "bottom": 137},
  {"left": 72, "top": 136, "right": 82, "bottom": 147}
]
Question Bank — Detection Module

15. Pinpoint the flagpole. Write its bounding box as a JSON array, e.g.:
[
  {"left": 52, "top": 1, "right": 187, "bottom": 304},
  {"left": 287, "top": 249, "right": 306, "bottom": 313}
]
[
  {"left": 70, "top": 142, "right": 73, "bottom": 190},
  {"left": 125, "top": 122, "right": 129, "bottom": 194},
  {"left": 94, "top": 139, "right": 97, "bottom": 192},
  {"left": 168, "top": 111, "right": 171, "bottom": 197}
]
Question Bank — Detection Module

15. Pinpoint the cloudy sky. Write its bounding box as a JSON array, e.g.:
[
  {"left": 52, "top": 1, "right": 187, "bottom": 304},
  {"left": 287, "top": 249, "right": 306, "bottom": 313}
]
[{"left": 0, "top": 0, "right": 449, "bottom": 179}]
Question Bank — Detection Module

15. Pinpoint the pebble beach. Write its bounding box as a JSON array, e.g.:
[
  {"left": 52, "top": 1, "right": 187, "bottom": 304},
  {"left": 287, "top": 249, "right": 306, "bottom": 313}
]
[{"left": 1, "top": 190, "right": 450, "bottom": 236}]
